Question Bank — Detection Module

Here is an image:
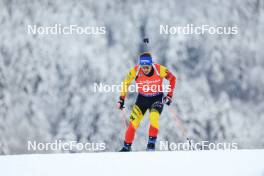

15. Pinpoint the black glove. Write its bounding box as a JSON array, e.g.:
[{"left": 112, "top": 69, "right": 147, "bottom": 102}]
[
  {"left": 117, "top": 97, "right": 125, "bottom": 110},
  {"left": 163, "top": 95, "right": 172, "bottom": 106}
]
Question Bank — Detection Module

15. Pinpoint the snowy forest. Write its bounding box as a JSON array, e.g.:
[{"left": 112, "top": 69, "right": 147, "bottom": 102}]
[{"left": 0, "top": 0, "right": 264, "bottom": 154}]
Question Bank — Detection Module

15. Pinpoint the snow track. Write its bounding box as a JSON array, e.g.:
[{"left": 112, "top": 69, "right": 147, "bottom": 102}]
[{"left": 0, "top": 150, "right": 264, "bottom": 176}]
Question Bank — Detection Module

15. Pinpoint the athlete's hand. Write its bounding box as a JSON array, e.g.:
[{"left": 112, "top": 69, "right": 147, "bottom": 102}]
[
  {"left": 117, "top": 97, "right": 125, "bottom": 110},
  {"left": 163, "top": 95, "right": 172, "bottom": 106}
]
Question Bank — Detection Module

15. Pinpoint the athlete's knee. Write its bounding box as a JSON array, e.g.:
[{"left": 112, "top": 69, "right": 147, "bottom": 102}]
[
  {"left": 150, "top": 101, "right": 163, "bottom": 114},
  {"left": 129, "top": 105, "right": 144, "bottom": 129}
]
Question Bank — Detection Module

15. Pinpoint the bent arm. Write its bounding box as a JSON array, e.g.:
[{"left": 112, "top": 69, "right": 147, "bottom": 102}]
[
  {"left": 120, "top": 67, "right": 137, "bottom": 99},
  {"left": 160, "top": 65, "right": 176, "bottom": 98}
]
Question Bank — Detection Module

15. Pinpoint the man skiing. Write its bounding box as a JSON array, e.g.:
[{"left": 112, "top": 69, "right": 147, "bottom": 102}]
[{"left": 117, "top": 52, "right": 176, "bottom": 151}]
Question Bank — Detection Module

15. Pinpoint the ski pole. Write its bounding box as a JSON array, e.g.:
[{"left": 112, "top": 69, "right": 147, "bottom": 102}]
[
  {"left": 118, "top": 107, "right": 128, "bottom": 129},
  {"left": 166, "top": 107, "right": 194, "bottom": 150},
  {"left": 163, "top": 100, "right": 195, "bottom": 150}
]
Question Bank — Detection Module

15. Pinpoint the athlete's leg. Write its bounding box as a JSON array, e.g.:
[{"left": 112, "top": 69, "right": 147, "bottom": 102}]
[
  {"left": 125, "top": 104, "right": 146, "bottom": 144},
  {"left": 120, "top": 95, "right": 148, "bottom": 152},
  {"left": 149, "top": 101, "right": 163, "bottom": 137},
  {"left": 147, "top": 101, "right": 163, "bottom": 150}
]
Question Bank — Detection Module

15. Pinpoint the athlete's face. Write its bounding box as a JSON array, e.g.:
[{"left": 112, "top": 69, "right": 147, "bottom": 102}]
[{"left": 142, "top": 65, "right": 152, "bottom": 75}]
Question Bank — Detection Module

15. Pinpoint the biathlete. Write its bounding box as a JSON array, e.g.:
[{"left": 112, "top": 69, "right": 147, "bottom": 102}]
[{"left": 117, "top": 52, "right": 176, "bottom": 151}]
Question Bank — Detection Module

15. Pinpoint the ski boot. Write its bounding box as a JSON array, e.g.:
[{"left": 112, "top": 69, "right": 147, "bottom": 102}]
[
  {"left": 146, "top": 136, "right": 157, "bottom": 151},
  {"left": 119, "top": 142, "right": 132, "bottom": 152}
]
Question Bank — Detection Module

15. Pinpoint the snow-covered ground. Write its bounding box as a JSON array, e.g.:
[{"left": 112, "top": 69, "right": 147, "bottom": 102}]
[{"left": 0, "top": 150, "right": 263, "bottom": 176}]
